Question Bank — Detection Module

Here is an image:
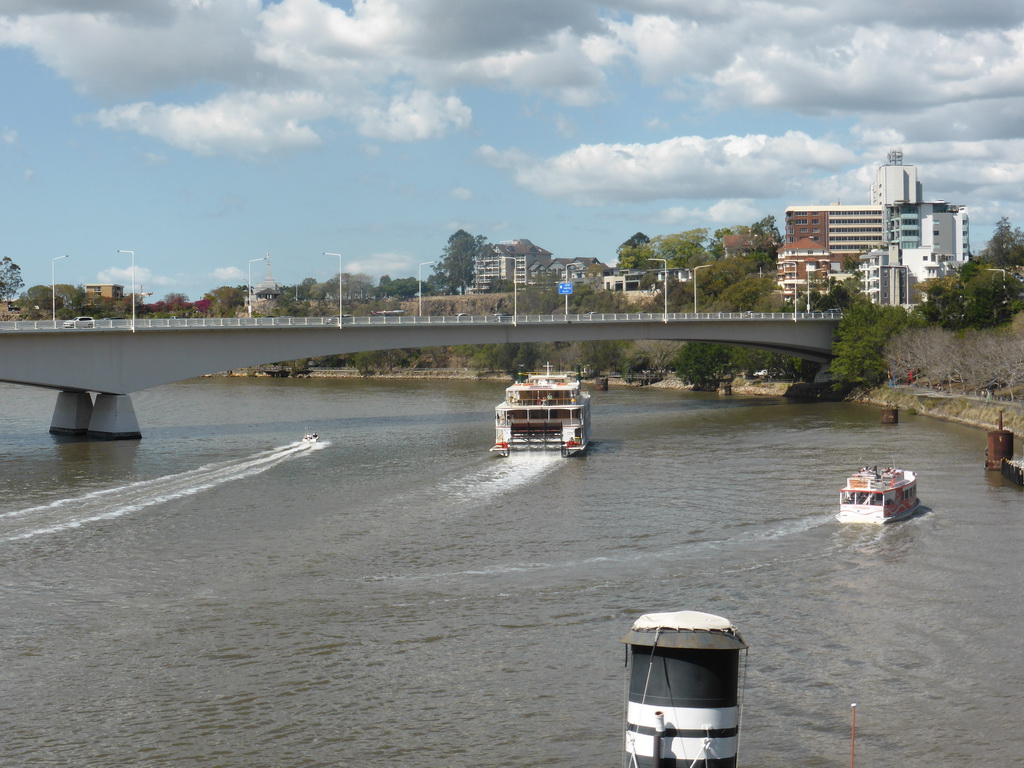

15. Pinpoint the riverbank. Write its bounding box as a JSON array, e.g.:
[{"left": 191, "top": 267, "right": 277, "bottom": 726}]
[
  {"left": 218, "top": 366, "right": 805, "bottom": 396},
  {"left": 215, "top": 366, "right": 1022, "bottom": 438},
  {"left": 853, "top": 385, "right": 1024, "bottom": 437}
]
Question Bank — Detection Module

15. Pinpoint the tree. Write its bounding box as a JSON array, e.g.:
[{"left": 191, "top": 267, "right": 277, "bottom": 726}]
[
  {"left": 619, "top": 232, "right": 650, "bottom": 251},
  {"left": 379, "top": 275, "right": 419, "bottom": 299},
  {"left": 915, "top": 263, "right": 1022, "bottom": 330},
  {"left": 616, "top": 233, "right": 654, "bottom": 270},
  {"left": 0, "top": 256, "right": 24, "bottom": 301},
  {"left": 712, "top": 276, "right": 782, "bottom": 312},
  {"left": 575, "top": 339, "right": 628, "bottom": 374},
  {"left": 708, "top": 227, "right": 734, "bottom": 260},
  {"left": 675, "top": 342, "right": 734, "bottom": 386},
  {"left": 436, "top": 230, "right": 485, "bottom": 294},
  {"left": 633, "top": 340, "right": 684, "bottom": 372},
  {"left": 203, "top": 285, "right": 246, "bottom": 316},
  {"left": 689, "top": 256, "right": 761, "bottom": 311},
  {"left": 652, "top": 229, "right": 709, "bottom": 268},
  {"left": 979, "top": 217, "right": 1024, "bottom": 268},
  {"left": 830, "top": 301, "right": 914, "bottom": 390},
  {"left": 749, "top": 215, "right": 782, "bottom": 262}
]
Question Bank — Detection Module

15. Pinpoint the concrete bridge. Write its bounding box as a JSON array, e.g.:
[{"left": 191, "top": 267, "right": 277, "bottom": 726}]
[{"left": 0, "top": 311, "right": 840, "bottom": 438}]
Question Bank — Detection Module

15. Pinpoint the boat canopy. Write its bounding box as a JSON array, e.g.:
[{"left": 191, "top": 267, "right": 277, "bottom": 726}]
[{"left": 622, "top": 611, "right": 747, "bottom": 650}]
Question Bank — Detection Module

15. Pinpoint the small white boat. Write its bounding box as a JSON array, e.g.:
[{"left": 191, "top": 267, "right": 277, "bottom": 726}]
[
  {"left": 491, "top": 365, "right": 591, "bottom": 457},
  {"left": 837, "top": 466, "right": 919, "bottom": 523},
  {"left": 302, "top": 431, "right": 319, "bottom": 443}
]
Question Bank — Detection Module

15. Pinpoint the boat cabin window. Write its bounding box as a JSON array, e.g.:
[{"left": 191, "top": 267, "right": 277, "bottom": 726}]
[{"left": 844, "top": 491, "right": 882, "bottom": 505}]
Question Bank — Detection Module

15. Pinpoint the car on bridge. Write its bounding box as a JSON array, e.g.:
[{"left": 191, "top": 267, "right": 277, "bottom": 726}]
[{"left": 63, "top": 316, "right": 95, "bottom": 329}]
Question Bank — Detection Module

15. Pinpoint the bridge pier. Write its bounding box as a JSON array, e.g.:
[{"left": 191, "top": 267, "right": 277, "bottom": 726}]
[
  {"left": 88, "top": 394, "right": 142, "bottom": 440},
  {"left": 49, "top": 391, "right": 142, "bottom": 439},
  {"left": 49, "top": 391, "right": 94, "bottom": 435}
]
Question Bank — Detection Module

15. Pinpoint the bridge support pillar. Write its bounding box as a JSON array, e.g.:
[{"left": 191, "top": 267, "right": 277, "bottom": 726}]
[
  {"left": 49, "top": 391, "right": 94, "bottom": 435},
  {"left": 88, "top": 394, "right": 142, "bottom": 440}
]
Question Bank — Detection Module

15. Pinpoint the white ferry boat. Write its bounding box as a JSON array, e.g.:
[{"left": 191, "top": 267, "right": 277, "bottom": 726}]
[
  {"left": 837, "top": 466, "right": 919, "bottom": 523},
  {"left": 491, "top": 367, "right": 591, "bottom": 457}
]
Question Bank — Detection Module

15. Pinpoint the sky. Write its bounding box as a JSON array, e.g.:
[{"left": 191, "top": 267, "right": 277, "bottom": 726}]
[{"left": 3, "top": 0, "right": 1024, "bottom": 302}]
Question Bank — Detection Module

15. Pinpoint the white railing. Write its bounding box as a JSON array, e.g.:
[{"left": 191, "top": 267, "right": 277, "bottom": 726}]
[{"left": 0, "top": 311, "right": 842, "bottom": 333}]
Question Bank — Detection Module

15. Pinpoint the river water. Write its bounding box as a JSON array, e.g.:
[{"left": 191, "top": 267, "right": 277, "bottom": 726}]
[{"left": 0, "top": 378, "right": 1020, "bottom": 767}]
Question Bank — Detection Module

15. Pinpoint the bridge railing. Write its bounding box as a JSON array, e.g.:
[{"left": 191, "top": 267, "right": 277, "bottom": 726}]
[{"left": 0, "top": 310, "right": 841, "bottom": 333}]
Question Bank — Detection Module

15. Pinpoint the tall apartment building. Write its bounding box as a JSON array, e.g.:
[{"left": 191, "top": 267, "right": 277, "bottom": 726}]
[
  {"left": 787, "top": 150, "right": 970, "bottom": 305},
  {"left": 875, "top": 149, "right": 970, "bottom": 259},
  {"left": 784, "top": 205, "right": 884, "bottom": 256},
  {"left": 871, "top": 152, "right": 922, "bottom": 206},
  {"left": 472, "top": 239, "right": 552, "bottom": 293}
]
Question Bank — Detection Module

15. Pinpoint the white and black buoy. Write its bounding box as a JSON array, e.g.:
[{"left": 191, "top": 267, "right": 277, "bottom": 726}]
[{"left": 622, "top": 611, "right": 748, "bottom": 768}]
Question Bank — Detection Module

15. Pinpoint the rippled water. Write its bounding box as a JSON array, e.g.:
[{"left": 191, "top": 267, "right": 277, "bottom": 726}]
[{"left": 0, "top": 378, "right": 1020, "bottom": 767}]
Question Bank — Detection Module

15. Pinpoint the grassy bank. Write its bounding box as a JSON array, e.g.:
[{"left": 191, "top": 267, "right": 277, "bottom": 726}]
[{"left": 853, "top": 386, "right": 1024, "bottom": 437}]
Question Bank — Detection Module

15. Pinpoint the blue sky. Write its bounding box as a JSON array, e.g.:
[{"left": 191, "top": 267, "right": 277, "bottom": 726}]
[{"left": 2, "top": 0, "right": 1024, "bottom": 301}]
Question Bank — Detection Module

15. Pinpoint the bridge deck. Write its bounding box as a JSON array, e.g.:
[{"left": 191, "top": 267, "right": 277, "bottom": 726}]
[{"left": 0, "top": 311, "right": 840, "bottom": 396}]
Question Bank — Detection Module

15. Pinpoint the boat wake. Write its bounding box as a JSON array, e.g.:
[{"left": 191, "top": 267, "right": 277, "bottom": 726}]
[
  {"left": 433, "top": 451, "right": 563, "bottom": 504},
  {"left": 0, "top": 441, "right": 326, "bottom": 543}
]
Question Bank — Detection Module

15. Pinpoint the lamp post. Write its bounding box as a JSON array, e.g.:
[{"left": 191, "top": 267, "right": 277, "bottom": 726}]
[
  {"left": 418, "top": 260, "right": 435, "bottom": 316},
  {"left": 247, "top": 255, "right": 267, "bottom": 318},
  {"left": 564, "top": 265, "right": 571, "bottom": 316},
  {"left": 692, "top": 264, "right": 711, "bottom": 315},
  {"left": 52, "top": 254, "right": 68, "bottom": 328},
  {"left": 805, "top": 266, "right": 815, "bottom": 313},
  {"left": 117, "top": 249, "right": 135, "bottom": 332},
  {"left": 324, "top": 252, "right": 342, "bottom": 327},
  {"left": 648, "top": 259, "right": 668, "bottom": 322}
]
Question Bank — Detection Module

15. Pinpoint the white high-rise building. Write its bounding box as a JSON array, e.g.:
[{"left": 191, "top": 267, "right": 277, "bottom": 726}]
[
  {"left": 871, "top": 149, "right": 923, "bottom": 206},
  {"left": 790, "top": 150, "right": 970, "bottom": 305}
]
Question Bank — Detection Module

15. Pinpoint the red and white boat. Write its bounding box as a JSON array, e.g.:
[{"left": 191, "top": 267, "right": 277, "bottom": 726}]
[
  {"left": 837, "top": 466, "right": 919, "bottom": 523},
  {"left": 491, "top": 366, "right": 591, "bottom": 457}
]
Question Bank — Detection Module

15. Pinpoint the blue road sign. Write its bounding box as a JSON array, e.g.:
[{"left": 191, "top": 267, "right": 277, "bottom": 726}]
[{"left": 557, "top": 282, "right": 573, "bottom": 295}]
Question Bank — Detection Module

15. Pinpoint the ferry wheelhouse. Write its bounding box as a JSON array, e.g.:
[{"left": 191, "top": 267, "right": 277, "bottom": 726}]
[
  {"left": 491, "top": 368, "right": 591, "bottom": 457},
  {"left": 837, "top": 466, "right": 919, "bottom": 523}
]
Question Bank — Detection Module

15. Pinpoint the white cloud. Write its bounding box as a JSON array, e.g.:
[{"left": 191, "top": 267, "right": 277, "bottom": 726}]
[
  {"left": 345, "top": 252, "right": 414, "bottom": 278},
  {"left": 0, "top": 1, "right": 267, "bottom": 99},
  {"left": 212, "top": 266, "right": 244, "bottom": 281},
  {"left": 451, "top": 187, "right": 473, "bottom": 200},
  {"left": 96, "top": 265, "right": 174, "bottom": 287},
  {"left": 2, "top": 0, "right": 1024, "bottom": 223},
  {"left": 483, "top": 132, "right": 857, "bottom": 205},
  {"left": 657, "top": 199, "right": 760, "bottom": 227},
  {"left": 94, "top": 91, "right": 325, "bottom": 155},
  {"left": 355, "top": 89, "right": 471, "bottom": 141},
  {"left": 451, "top": 27, "right": 610, "bottom": 106}
]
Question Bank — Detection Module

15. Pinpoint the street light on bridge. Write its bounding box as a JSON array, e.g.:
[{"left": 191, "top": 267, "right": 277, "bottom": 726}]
[
  {"left": 117, "top": 249, "right": 135, "bottom": 332},
  {"left": 692, "top": 264, "right": 711, "bottom": 314},
  {"left": 649, "top": 258, "right": 668, "bottom": 322},
  {"left": 324, "top": 252, "right": 343, "bottom": 327},
  {"left": 418, "top": 261, "right": 435, "bottom": 316},
  {"left": 52, "top": 254, "right": 68, "bottom": 329},
  {"left": 247, "top": 255, "right": 267, "bottom": 318}
]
